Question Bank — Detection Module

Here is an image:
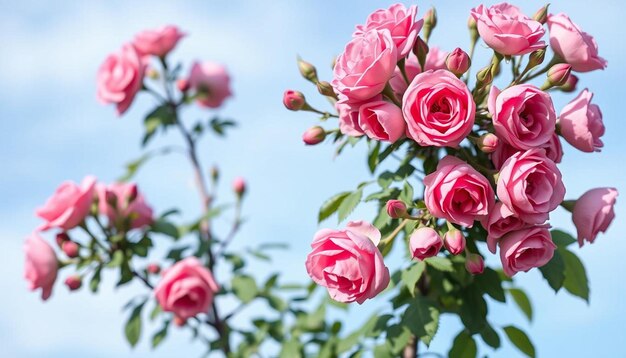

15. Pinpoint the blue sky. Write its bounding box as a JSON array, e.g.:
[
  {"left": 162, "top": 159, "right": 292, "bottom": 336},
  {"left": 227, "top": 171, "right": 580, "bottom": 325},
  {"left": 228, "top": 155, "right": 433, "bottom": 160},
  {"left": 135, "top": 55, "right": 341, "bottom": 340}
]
[{"left": 1, "top": 0, "right": 625, "bottom": 357}]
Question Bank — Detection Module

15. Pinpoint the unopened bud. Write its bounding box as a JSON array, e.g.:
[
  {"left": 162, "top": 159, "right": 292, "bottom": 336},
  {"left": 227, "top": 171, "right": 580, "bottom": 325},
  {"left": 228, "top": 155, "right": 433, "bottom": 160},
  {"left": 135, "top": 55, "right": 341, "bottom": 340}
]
[
  {"left": 316, "top": 81, "right": 335, "bottom": 97},
  {"left": 127, "top": 184, "right": 138, "bottom": 204},
  {"left": 528, "top": 48, "right": 546, "bottom": 68},
  {"left": 297, "top": 57, "right": 318, "bottom": 83},
  {"left": 146, "top": 263, "right": 161, "bottom": 275},
  {"left": 423, "top": 7, "right": 437, "bottom": 40},
  {"left": 468, "top": 16, "right": 479, "bottom": 44},
  {"left": 547, "top": 63, "right": 572, "bottom": 87},
  {"left": 283, "top": 90, "right": 306, "bottom": 111},
  {"left": 210, "top": 166, "right": 219, "bottom": 182},
  {"left": 146, "top": 67, "right": 160, "bottom": 80},
  {"left": 477, "top": 133, "right": 500, "bottom": 153},
  {"left": 64, "top": 275, "right": 82, "bottom": 291},
  {"left": 444, "top": 229, "right": 466, "bottom": 256},
  {"left": 559, "top": 74, "right": 578, "bottom": 93},
  {"left": 302, "top": 126, "right": 326, "bottom": 145},
  {"left": 62, "top": 241, "right": 80, "bottom": 258},
  {"left": 56, "top": 232, "right": 70, "bottom": 248},
  {"left": 174, "top": 316, "right": 186, "bottom": 327},
  {"left": 446, "top": 48, "right": 471, "bottom": 76},
  {"left": 476, "top": 64, "right": 494, "bottom": 87},
  {"left": 413, "top": 37, "right": 429, "bottom": 69},
  {"left": 105, "top": 190, "right": 118, "bottom": 208},
  {"left": 533, "top": 4, "right": 550, "bottom": 24},
  {"left": 232, "top": 177, "right": 246, "bottom": 197},
  {"left": 386, "top": 200, "right": 408, "bottom": 219},
  {"left": 177, "top": 78, "right": 190, "bottom": 92},
  {"left": 465, "top": 253, "right": 485, "bottom": 274}
]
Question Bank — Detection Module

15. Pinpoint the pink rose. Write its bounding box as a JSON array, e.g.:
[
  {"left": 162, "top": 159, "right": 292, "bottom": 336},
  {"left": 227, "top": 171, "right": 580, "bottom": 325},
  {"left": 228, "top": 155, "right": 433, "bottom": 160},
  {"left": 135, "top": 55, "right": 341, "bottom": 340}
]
[
  {"left": 491, "top": 136, "right": 562, "bottom": 169},
  {"left": 302, "top": 126, "right": 326, "bottom": 145},
  {"left": 490, "top": 142, "right": 518, "bottom": 170},
  {"left": 232, "top": 177, "right": 246, "bottom": 196},
  {"left": 358, "top": 100, "right": 405, "bottom": 142},
  {"left": 96, "top": 44, "right": 146, "bottom": 115},
  {"left": 154, "top": 257, "right": 219, "bottom": 321},
  {"left": 305, "top": 221, "right": 390, "bottom": 304},
  {"left": 354, "top": 4, "right": 423, "bottom": 58},
  {"left": 97, "top": 182, "right": 153, "bottom": 230},
  {"left": 409, "top": 227, "right": 443, "bottom": 260},
  {"left": 470, "top": 3, "right": 545, "bottom": 56},
  {"left": 444, "top": 230, "right": 466, "bottom": 256},
  {"left": 482, "top": 202, "right": 532, "bottom": 254},
  {"left": 386, "top": 200, "right": 408, "bottom": 219},
  {"left": 133, "top": 25, "right": 186, "bottom": 57},
  {"left": 332, "top": 30, "right": 397, "bottom": 102},
  {"left": 488, "top": 85, "right": 556, "bottom": 150},
  {"left": 499, "top": 225, "right": 556, "bottom": 277},
  {"left": 547, "top": 13, "right": 607, "bottom": 72},
  {"left": 389, "top": 49, "right": 448, "bottom": 96},
  {"left": 402, "top": 70, "right": 475, "bottom": 147},
  {"left": 572, "top": 187, "right": 618, "bottom": 246},
  {"left": 497, "top": 149, "right": 565, "bottom": 224},
  {"left": 465, "top": 253, "right": 485, "bottom": 274},
  {"left": 445, "top": 47, "right": 471, "bottom": 76},
  {"left": 188, "top": 61, "right": 232, "bottom": 108},
  {"left": 24, "top": 234, "right": 58, "bottom": 300},
  {"left": 36, "top": 176, "right": 96, "bottom": 231},
  {"left": 424, "top": 156, "right": 495, "bottom": 227},
  {"left": 543, "top": 133, "right": 564, "bottom": 163},
  {"left": 558, "top": 89, "right": 604, "bottom": 153},
  {"left": 336, "top": 99, "right": 365, "bottom": 136}
]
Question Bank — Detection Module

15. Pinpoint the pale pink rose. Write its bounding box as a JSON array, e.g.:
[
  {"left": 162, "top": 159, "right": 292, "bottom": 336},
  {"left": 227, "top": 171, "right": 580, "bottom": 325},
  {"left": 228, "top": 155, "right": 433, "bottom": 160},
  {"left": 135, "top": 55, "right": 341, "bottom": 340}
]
[
  {"left": 470, "top": 3, "right": 545, "bottom": 56},
  {"left": 97, "top": 182, "right": 153, "bottom": 230},
  {"left": 497, "top": 149, "right": 565, "bottom": 224},
  {"left": 409, "top": 227, "right": 443, "bottom": 260},
  {"left": 389, "top": 49, "right": 448, "bottom": 96},
  {"left": 336, "top": 99, "right": 365, "bottom": 137},
  {"left": 188, "top": 61, "right": 232, "bottom": 108},
  {"left": 36, "top": 176, "right": 97, "bottom": 231},
  {"left": 96, "top": 44, "right": 146, "bottom": 115},
  {"left": 24, "top": 234, "right": 58, "bottom": 300},
  {"left": 305, "top": 221, "right": 390, "bottom": 304},
  {"left": 332, "top": 30, "right": 397, "bottom": 102},
  {"left": 232, "top": 177, "right": 246, "bottom": 196},
  {"left": 573, "top": 187, "right": 618, "bottom": 246},
  {"left": 499, "top": 225, "right": 556, "bottom": 277},
  {"left": 403, "top": 70, "right": 475, "bottom": 147},
  {"left": 358, "top": 100, "right": 405, "bottom": 142},
  {"left": 354, "top": 4, "right": 423, "bottom": 58},
  {"left": 482, "top": 202, "right": 532, "bottom": 253},
  {"left": 558, "top": 89, "right": 604, "bottom": 153},
  {"left": 133, "top": 25, "right": 186, "bottom": 57},
  {"left": 424, "top": 156, "right": 495, "bottom": 227},
  {"left": 154, "top": 257, "right": 219, "bottom": 321},
  {"left": 488, "top": 85, "right": 556, "bottom": 150},
  {"left": 547, "top": 13, "right": 607, "bottom": 72},
  {"left": 444, "top": 230, "right": 466, "bottom": 255}
]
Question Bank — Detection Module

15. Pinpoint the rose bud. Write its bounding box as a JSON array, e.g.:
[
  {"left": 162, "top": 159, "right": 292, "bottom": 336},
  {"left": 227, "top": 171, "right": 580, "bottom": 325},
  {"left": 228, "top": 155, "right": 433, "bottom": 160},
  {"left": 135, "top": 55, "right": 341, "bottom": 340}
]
[
  {"left": 146, "top": 67, "right": 160, "bottom": 80},
  {"left": 147, "top": 263, "right": 161, "bottom": 275},
  {"left": 477, "top": 133, "right": 499, "bottom": 153},
  {"left": 297, "top": 57, "right": 318, "bottom": 83},
  {"left": 386, "top": 200, "right": 408, "bottom": 219},
  {"left": 476, "top": 64, "right": 494, "bottom": 87},
  {"left": 283, "top": 90, "right": 306, "bottom": 111},
  {"left": 465, "top": 253, "right": 485, "bottom": 274},
  {"left": 560, "top": 74, "right": 578, "bottom": 93},
  {"left": 468, "top": 16, "right": 479, "bottom": 44},
  {"left": 176, "top": 78, "right": 190, "bottom": 92},
  {"left": 423, "top": 7, "right": 437, "bottom": 40},
  {"left": 316, "top": 81, "right": 335, "bottom": 97},
  {"left": 409, "top": 227, "right": 443, "bottom": 261},
  {"left": 446, "top": 48, "right": 471, "bottom": 76},
  {"left": 533, "top": 4, "right": 549, "bottom": 24},
  {"left": 210, "top": 166, "right": 219, "bottom": 183},
  {"left": 127, "top": 183, "right": 139, "bottom": 204},
  {"left": 444, "top": 229, "right": 466, "bottom": 255},
  {"left": 174, "top": 316, "right": 187, "bottom": 327},
  {"left": 232, "top": 177, "right": 246, "bottom": 197},
  {"left": 64, "top": 275, "right": 82, "bottom": 291},
  {"left": 302, "top": 126, "right": 326, "bottom": 145},
  {"left": 573, "top": 187, "right": 618, "bottom": 246},
  {"left": 547, "top": 63, "right": 572, "bottom": 87},
  {"left": 55, "top": 232, "right": 70, "bottom": 248},
  {"left": 528, "top": 48, "right": 546, "bottom": 68},
  {"left": 62, "top": 241, "right": 80, "bottom": 258},
  {"left": 413, "top": 37, "right": 429, "bottom": 67}
]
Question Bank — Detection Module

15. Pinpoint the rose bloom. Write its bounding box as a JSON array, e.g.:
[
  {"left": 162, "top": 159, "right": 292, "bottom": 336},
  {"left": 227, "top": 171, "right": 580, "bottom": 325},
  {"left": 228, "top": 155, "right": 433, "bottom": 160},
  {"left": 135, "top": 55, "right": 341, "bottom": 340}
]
[
  {"left": 332, "top": 29, "right": 397, "bottom": 102},
  {"left": 573, "top": 187, "right": 618, "bottom": 246},
  {"left": 24, "top": 234, "right": 58, "bottom": 300},
  {"left": 336, "top": 98, "right": 365, "bottom": 137},
  {"left": 443, "top": 230, "right": 466, "bottom": 256},
  {"left": 358, "top": 100, "right": 405, "bottom": 143},
  {"left": 354, "top": 3, "right": 422, "bottom": 58},
  {"left": 188, "top": 61, "right": 232, "bottom": 108},
  {"left": 489, "top": 84, "right": 556, "bottom": 150},
  {"left": 499, "top": 225, "right": 556, "bottom": 277},
  {"left": 35, "top": 176, "right": 96, "bottom": 231},
  {"left": 482, "top": 202, "right": 531, "bottom": 254},
  {"left": 410, "top": 227, "right": 443, "bottom": 260},
  {"left": 497, "top": 149, "right": 566, "bottom": 224},
  {"left": 154, "top": 257, "right": 219, "bottom": 321},
  {"left": 389, "top": 49, "right": 448, "bottom": 96},
  {"left": 424, "top": 156, "right": 495, "bottom": 227},
  {"left": 547, "top": 13, "right": 607, "bottom": 72},
  {"left": 558, "top": 89, "right": 604, "bottom": 153},
  {"left": 97, "top": 182, "right": 153, "bottom": 230},
  {"left": 402, "top": 70, "right": 475, "bottom": 147},
  {"left": 470, "top": 3, "right": 545, "bottom": 56},
  {"left": 491, "top": 136, "right": 562, "bottom": 169},
  {"left": 133, "top": 25, "right": 186, "bottom": 57},
  {"left": 305, "top": 221, "right": 390, "bottom": 304},
  {"left": 543, "top": 133, "right": 564, "bottom": 163},
  {"left": 96, "top": 44, "right": 146, "bottom": 115}
]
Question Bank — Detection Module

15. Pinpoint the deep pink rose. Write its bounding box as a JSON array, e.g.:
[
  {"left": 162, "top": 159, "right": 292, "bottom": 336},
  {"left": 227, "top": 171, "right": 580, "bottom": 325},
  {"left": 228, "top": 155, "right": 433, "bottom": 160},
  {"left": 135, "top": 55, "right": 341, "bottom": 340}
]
[
  {"left": 305, "top": 221, "right": 390, "bottom": 304},
  {"left": 470, "top": 3, "right": 545, "bottom": 56},
  {"left": 444, "top": 230, "right": 466, "bottom": 256},
  {"left": 386, "top": 199, "right": 408, "bottom": 219},
  {"left": 424, "top": 156, "right": 495, "bottom": 227},
  {"left": 559, "top": 89, "right": 604, "bottom": 153},
  {"left": 358, "top": 100, "right": 405, "bottom": 142},
  {"left": 402, "top": 70, "right": 475, "bottom": 147},
  {"left": 36, "top": 176, "right": 96, "bottom": 231},
  {"left": 410, "top": 227, "right": 443, "bottom": 260},
  {"left": 488, "top": 85, "right": 556, "bottom": 150},
  {"left": 354, "top": 4, "right": 423, "bottom": 58},
  {"left": 573, "top": 187, "right": 618, "bottom": 246},
  {"left": 446, "top": 47, "right": 471, "bottom": 76},
  {"left": 133, "top": 25, "right": 186, "bottom": 57},
  {"left": 482, "top": 202, "right": 531, "bottom": 254},
  {"left": 154, "top": 257, "right": 219, "bottom": 321},
  {"left": 389, "top": 49, "right": 448, "bottom": 96},
  {"left": 97, "top": 182, "right": 153, "bottom": 230},
  {"left": 24, "top": 234, "right": 58, "bottom": 300},
  {"left": 547, "top": 13, "right": 607, "bottom": 72},
  {"left": 96, "top": 44, "right": 146, "bottom": 115},
  {"left": 499, "top": 225, "right": 556, "bottom": 277},
  {"left": 490, "top": 142, "right": 518, "bottom": 170},
  {"left": 497, "top": 149, "right": 565, "bottom": 224},
  {"left": 332, "top": 30, "right": 397, "bottom": 102},
  {"left": 188, "top": 61, "right": 232, "bottom": 108}
]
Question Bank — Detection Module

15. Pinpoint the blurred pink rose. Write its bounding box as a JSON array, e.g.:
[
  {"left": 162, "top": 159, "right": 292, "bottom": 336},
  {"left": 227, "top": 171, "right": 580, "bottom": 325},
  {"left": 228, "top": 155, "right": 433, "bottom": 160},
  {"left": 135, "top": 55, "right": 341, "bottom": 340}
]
[
  {"left": 389, "top": 49, "right": 447, "bottom": 96},
  {"left": 465, "top": 253, "right": 485, "bottom": 274},
  {"left": 36, "top": 176, "right": 96, "bottom": 231},
  {"left": 403, "top": 70, "right": 475, "bottom": 147},
  {"left": 559, "top": 89, "right": 604, "bottom": 153},
  {"left": 96, "top": 44, "right": 146, "bottom": 115},
  {"left": 547, "top": 13, "right": 607, "bottom": 72},
  {"left": 424, "top": 156, "right": 495, "bottom": 227},
  {"left": 24, "top": 234, "right": 58, "bottom": 300},
  {"left": 305, "top": 221, "right": 390, "bottom": 304},
  {"left": 155, "top": 257, "right": 219, "bottom": 321},
  {"left": 499, "top": 225, "right": 556, "bottom": 277},
  {"left": 133, "top": 25, "right": 186, "bottom": 57},
  {"left": 97, "top": 182, "right": 153, "bottom": 230},
  {"left": 232, "top": 177, "right": 246, "bottom": 196},
  {"left": 573, "top": 187, "right": 618, "bottom": 246},
  {"left": 482, "top": 202, "right": 531, "bottom": 253},
  {"left": 358, "top": 100, "right": 405, "bottom": 142},
  {"left": 470, "top": 3, "right": 545, "bottom": 56},
  {"left": 188, "top": 61, "right": 232, "bottom": 108},
  {"left": 410, "top": 227, "right": 443, "bottom": 260}
]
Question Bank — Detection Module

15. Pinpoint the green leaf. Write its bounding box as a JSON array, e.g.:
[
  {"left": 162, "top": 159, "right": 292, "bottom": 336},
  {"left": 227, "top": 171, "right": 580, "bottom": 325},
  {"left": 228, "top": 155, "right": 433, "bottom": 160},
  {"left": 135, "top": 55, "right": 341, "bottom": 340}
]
[
  {"left": 508, "top": 288, "right": 533, "bottom": 321},
  {"left": 401, "top": 297, "right": 440, "bottom": 346},
  {"left": 561, "top": 249, "right": 590, "bottom": 302},
  {"left": 151, "top": 321, "right": 169, "bottom": 349},
  {"left": 459, "top": 285, "right": 487, "bottom": 334},
  {"left": 368, "top": 141, "right": 381, "bottom": 174},
  {"left": 209, "top": 117, "right": 237, "bottom": 137},
  {"left": 449, "top": 330, "right": 477, "bottom": 358},
  {"left": 402, "top": 261, "right": 426, "bottom": 297},
  {"left": 231, "top": 275, "right": 258, "bottom": 303},
  {"left": 166, "top": 246, "right": 189, "bottom": 261},
  {"left": 149, "top": 304, "right": 162, "bottom": 321},
  {"left": 118, "top": 154, "right": 151, "bottom": 182},
  {"left": 425, "top": 256, "right": 454, "bottom": 272},
  {"left": 89, "top": 265, "right": 102, "bottom": 293},
  {"left": 142, "top": 105, "right": 176, "bottom": 147},
  {"left": 503, "top": 326, "right": 535, "bottom": 358},
  {"left": 117, "top": 261, "right": 134, "bottom": 287},
  {"left": 423, "top": 155, "right": 439, "bottom": 175},
  {"left": 539, "top": 249, "right": 566, "bottom": 292},
  {"left": 125, "top": 302, "right": 145, "bottom": 348},
  {"left": 480, "top": 323, "right": 501, "bottom": 349},
  {"left": 474, "top": 267, "right": 506, "bottom": 303},
  {"left": 279, "top": 339, "right": 302, "bottom": 358},
  {"left": 377, "top": 171, "right": 394, "bottom": 188},
  {"left": 399, "top": 181, "right": 414, "bottom": 203},
  {"left": 337, "top": 189, "right": 362, "bottom": 223},
  {"left": 550, "top": 229, "right": 577, "bottom": 247},
  {"left": 266, "top": 294, "right": 288, "bottom": 312},
  {"left": 386, "top": 324, "right": 412, "bottom": 354},
  {"left": 151, "top": 219, "right": 180, "bottom": 239},
  {"left": 318, "top": 192, "right": 350, "bottom": 223}
]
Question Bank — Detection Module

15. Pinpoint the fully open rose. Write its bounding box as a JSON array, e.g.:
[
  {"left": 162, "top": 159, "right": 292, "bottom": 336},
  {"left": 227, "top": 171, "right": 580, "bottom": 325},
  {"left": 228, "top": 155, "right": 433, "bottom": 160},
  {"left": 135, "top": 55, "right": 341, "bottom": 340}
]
[
  {"left": 558, "top": 89, "right": 605, "bottom": 153},
  {"left": 96, "top": 43, "right": 145, "bottom": 115},
  {"left": 483, "top": 202, "right": 531, "bottom": 253},
  {"left": 97, "top": 182, "right": 154, "bottom": 230},
  {"left": 358, "top": 100, "right": 405, "bottom": 142},
  {"left": 35, "top": 176, "right": 96, "bottom": 231},
  {"left": 547, "top": 13, "right": 607, "bottom": 72},
  {"left": 188, "top": 61, "right": 233, "bottom": 108},
  {"left": 133, "top": 25, "right": 186, "bottom": 57}
]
